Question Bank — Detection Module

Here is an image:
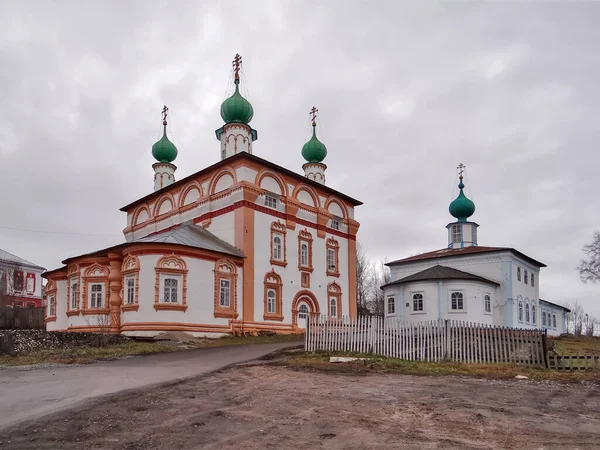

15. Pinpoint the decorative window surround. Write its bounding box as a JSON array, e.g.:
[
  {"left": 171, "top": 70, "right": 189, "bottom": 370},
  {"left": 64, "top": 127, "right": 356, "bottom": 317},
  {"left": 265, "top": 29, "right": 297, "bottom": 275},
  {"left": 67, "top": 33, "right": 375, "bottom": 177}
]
[
  {"left": 450, "top": 291, "right": 465, "bottom": 312},
  {"left": 81, "top": 263, "right": 110, "bottom": 315},
  {"left": 154, "top": 255, "right": 188, "bottom": 312},
  {"left": 213, "top": 259, "right": 238, "bottom": 319},
  {"left": 326, "top": 238, "right": 340, "bottom": 278},
  {"left": 44, "top": 280, "right": 57, "bottom": 323},
  {"left": 263, "top": 270, "right": 283, "bottom": 321},
  {"left": 297, "top": 229, "right": 314, "bottom": 272},
  {"left": 327, "top": 282, "right": 342, "bottom": 318},
  {"left": 66, "top": 264, "right": 80, "bottom": 317},
  {"left": 121, "top": 255, "right": 140, "bottom": 312},
  {"left": 301, "top": 271, "right": 310, "bottom": 288},
  {"left": 270, "top": 221, "right": 287, "bottom": 267}
]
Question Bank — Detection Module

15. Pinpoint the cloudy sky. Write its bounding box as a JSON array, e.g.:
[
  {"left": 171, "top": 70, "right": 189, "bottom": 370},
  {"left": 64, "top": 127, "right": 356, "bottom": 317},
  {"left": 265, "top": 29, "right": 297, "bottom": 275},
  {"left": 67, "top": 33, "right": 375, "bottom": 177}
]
[{"left": 1, "top": 1, "right": 599, "bottom": 316}]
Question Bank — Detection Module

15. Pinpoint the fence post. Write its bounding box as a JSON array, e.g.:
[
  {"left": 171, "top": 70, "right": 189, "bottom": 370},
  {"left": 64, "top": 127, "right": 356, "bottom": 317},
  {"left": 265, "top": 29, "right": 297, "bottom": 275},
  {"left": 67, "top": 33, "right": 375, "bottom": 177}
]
[
  {"left": 444, "top": 320, "right": 450, "bottom": 361},
  {"left": 542, "top": 329, "right": 549, "bottom": 368}
]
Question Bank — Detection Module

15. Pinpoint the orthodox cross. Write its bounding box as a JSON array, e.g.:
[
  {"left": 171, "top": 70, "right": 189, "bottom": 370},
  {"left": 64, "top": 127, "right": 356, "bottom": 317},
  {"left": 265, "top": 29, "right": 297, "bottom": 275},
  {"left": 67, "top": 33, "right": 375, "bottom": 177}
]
[
  {"left": 457, "top": 162, "right": 465, "bottom": 177},
  {"left": 310, "top": 106, "right": 318, "bottom": 126},
  {"left": 232, "top": 53, "right": 242, "bottom": 81},
  {"left": 162, "top": 105, "right": 169, "bottom": 126}
]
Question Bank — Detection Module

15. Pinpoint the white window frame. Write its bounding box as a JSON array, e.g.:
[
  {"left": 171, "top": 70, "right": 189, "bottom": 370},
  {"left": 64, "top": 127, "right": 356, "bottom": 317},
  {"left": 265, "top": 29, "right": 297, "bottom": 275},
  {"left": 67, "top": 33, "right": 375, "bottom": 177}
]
[
  {"left": 162, "top": 277, "right": 179, "bottom": 303},
  {"left": 525, "top": 302, "right": 530, "bottom": 323},
  {"left": 70, "top": 280, "right": 79, "bottom": 310},
  {"left": 387, "top": 297, "right": 396, "bottom": 315},
  {"left": 484, "top": 293, "right": 491, "bottom": 314},
  {"left": 518, "top": 300, "right": 523, "bottom": 322},
  {"left": 331, "top": 218, "right": 340, "bottom": 231},
  {"left": 300, "top": 242, "right": 308, "bottom": 267},
  {"left": 219, "top": 278, "right": 231, "bottom": 307},
  {"left": 329, "top": 297, "right": 337, "bottom": 317},
  {"left": 451, "top": 224, "right": 462, "bottom": 244},
  {"left": 450, "top": 291, "right": 465, "bottom": 312},
  {"left": 272, "top": 235, "right": 283, "bottom": 260},
  {"left": 517, "top": 267, "right": 521, "bottom": 282},
  {"left": 125, "top": 276, "right": 136, "bottom": 304},
  {"left": 531, "top": 273, "right": 535, "bottom": 287},
  {"left": 298, "top": 304, "right": 309, "bottom": 320},
  {"left": 267, "top": 288, "right": 276, "bottom": 314},
  {"left": 531, "top": 305, "right": 536, "bottom": 325},
  {"left": 48, "top": 295, "right": 56, "bottom": 316},
  {"left": 524, "top": 270, "right": 528, "bottom": 285},
  {"left": 327, "top": 248, "right": 336, "bottom": 271},
  {"left": 264, "top": 195, "right": 277, "bottom": 209},
  {"left": 89, "top": 283, "right": 104, "bottom": 308},
  {"left": 552, "top": 313, "right": 557, "bottom": 329},
  {"left": 412, "top": 292, "right": 424, "bottom": 313}
]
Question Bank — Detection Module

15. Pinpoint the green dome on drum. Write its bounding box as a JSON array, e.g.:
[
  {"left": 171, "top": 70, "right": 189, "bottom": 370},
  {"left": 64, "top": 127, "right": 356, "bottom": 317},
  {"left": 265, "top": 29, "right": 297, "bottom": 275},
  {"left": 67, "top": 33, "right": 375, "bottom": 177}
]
[
  {"left": 220, "top": 79, "right": 254, "bottom": 125},
  {"left": 152, "top": 125, "right": 178, "bottom": 163},
  {"left": 449, "top": 176, "right": 475, "bottom": 222},
  {"left": 301, "top": 124, "right": 327, "bottom": 163}
]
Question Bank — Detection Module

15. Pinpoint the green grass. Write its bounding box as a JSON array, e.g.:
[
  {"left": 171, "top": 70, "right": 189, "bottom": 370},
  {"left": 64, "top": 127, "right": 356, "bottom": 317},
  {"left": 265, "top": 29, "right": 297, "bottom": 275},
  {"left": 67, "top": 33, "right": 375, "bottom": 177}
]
[
  {"left": 552, "top": 335, "right": 600, "bottom": 355},
  {"left": 287, "top": 351, "right": 600, "bottom": 383},
  {"left": 204, "top": 333, "right": 304, "bottom": 347},
  {"left": 0, "top": 342, "right": 173, "bottom": 366}
]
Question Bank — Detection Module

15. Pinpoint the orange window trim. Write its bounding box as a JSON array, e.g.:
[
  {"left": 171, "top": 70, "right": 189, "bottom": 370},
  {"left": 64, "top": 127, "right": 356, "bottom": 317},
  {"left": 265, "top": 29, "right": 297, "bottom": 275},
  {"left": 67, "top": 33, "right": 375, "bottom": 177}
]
[
  {"left": 213, "top": 259, "right": 239, "bottom": 319},
  {"left": 154, "top": 255, "right": 188, "bottom": 311},
  {"left": 297, "top": 229, "right": 314, "bottom": 272},
  {"left": 122, "top": 254, "right": 141, "bottom": 311},
  {"left": 270, "top": 221, "right": 288, "bottom": 267},
  {"left": 326, "top": 238, "right": 340, "bottom": 278},
  {"left": 263, "top": 270, "right": 283, "bottom": 321},
  {"left": 81, "top": 263, "right": 110, "bottom": 312},
  {"left": 66, "top": 264, "right": 81, "bottom": 314},
  {"left": 327, "top": 282, "right": 343, "bottom": 317},
  {"left": 301, "top": 271, "right": 311, "bottom": 288}
]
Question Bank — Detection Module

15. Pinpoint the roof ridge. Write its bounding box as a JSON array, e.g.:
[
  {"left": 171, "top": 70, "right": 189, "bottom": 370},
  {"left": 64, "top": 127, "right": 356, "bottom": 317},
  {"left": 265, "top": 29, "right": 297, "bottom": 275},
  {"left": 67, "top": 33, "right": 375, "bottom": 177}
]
[{"left": 0, "top": 248, "right": 45, "bottom": 270}]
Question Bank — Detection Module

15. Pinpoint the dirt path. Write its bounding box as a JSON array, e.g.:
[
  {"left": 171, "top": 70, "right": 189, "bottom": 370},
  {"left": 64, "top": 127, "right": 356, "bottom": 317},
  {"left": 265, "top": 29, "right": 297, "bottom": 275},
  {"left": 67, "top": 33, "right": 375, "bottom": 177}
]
[{"left": 1, "top": 365, "right": 598, "bottom": 449}]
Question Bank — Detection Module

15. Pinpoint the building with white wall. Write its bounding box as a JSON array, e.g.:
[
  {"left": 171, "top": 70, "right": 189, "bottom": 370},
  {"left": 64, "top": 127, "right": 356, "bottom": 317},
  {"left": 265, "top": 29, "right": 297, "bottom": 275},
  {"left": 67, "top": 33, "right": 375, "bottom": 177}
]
[
  {"left": 43, "top": 55, "right": 361, "bottom": 336},
  {"left": 0, "top": 248, "right": 45, "bottom": 308},
  {"left": 382, "top": 169, "right": 569, "bottom": 337}
]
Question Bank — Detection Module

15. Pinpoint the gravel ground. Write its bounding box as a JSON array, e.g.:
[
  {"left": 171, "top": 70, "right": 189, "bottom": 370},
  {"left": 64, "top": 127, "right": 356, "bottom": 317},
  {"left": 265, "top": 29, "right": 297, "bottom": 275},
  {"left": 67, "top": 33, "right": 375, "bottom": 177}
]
[{"left": 0, "top": 364, "right": 598, "bottom": 449}]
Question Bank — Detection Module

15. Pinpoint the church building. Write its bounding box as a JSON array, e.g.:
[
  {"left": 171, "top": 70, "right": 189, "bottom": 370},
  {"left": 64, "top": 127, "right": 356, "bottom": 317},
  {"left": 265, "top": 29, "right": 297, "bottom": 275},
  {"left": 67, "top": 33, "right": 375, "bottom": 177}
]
[
  {"left": 43, "top": 55, "right": 361, "bottom": 336},
  {"left": 382, "top": 167, "right": 569, "bottom": 337}
]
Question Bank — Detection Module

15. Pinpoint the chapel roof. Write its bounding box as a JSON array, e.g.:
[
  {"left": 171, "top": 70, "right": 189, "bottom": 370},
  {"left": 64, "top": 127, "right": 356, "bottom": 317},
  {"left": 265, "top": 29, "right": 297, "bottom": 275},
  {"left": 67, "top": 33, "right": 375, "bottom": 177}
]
[
  {"left": 539, "top": 299, "right": 571, "bottom": 313},
  {"left": 387, "top": 246, "right": 546, "bottom": 268},
  {"left": 0, "top": 248, "right": 45, "bottom": 271},
  {"left": 120, "top": 151, "right": 363, "bottom": 212},
  {"left": 381, "top": 264, "right": 500, "bottom": 289}
]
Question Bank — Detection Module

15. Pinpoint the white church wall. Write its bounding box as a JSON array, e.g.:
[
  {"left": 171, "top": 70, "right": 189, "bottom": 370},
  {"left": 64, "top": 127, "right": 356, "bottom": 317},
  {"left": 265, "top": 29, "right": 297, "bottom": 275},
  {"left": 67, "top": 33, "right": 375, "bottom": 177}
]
[
  {"left": 296, "top": 190, "right": 316, "bottom": 207},
  {"left": 260, "top": 176, "right": 283, "bottom": 195},
  {"left": 47, "top": 279, "right": 68, "bottom": 331},
  {"left": 235, "top": 166, "right": 258, "bottom": 183},
  {"left": 208, "top": 212, "right": 235, "bottom": 245}
]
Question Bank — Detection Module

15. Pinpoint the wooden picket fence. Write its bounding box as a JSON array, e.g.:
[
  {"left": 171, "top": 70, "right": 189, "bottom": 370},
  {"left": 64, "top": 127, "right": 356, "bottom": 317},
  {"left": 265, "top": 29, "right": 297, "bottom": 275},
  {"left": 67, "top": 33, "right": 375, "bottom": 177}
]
[
  {"left": 548, "top": 353, "right": 600, "bottom": 371},
  {"left": 305, "top": 316, "right": 548, "bottom": 368}
]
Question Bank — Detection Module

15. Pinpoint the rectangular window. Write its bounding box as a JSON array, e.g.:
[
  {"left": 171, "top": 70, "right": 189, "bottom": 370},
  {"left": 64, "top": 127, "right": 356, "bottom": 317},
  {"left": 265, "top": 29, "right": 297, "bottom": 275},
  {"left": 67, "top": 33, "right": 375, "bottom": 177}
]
[
  {"left": 413, "top": 293, "right": 424, "bottom": 312},
  {"left": 552, "top": 314, "right": 557, "bottom": 328},
  {"left": 531, "top": 273, "right": 535, "bottom": 287},
  {"left": 267, "top": 288, "right": 276, "bottom": 314},
  {"left": 220, "top": 279, "right": 231, "bottom": 307},
  {"left": 327, "top": 248, "right": 336, "bottom": 271},
  {"left": 264, "top": 195, "right": 277, "bottom": 209},
  {"left": 163, "top": 278, "right": 178, "bottom": 303},
  {"left": 517, "top": 267, "right": 521, "bottom": 282},
  {"left": 48, "top": 296, "right": 55, "bottom": 316},
  {"left": 451, "top": 224, "right": 462, "bottom": 244},
  {"left": 26, "top": 274, "right": 35, "bottom": 293},
  {"left": 524, "top": 270, "right": 528, "bottom": 285},
  {"left": 14, "top": 271, "right": 23, "bottom": 292},
  {"left": 71, "top": 282, "right": 79, "bottom": 309},
  {"left": 451, "top": 292, "right": 464, "bottom": 311},
  {"left": 542, "top": 311, "right": 547, "bottom": 327},
  {"left": 484, "top": 294, "right": 491, "bottom": 313},
  {"left": 331, "top": 219, "right": 340, "bottom": 231},
  {"left": 126, "top": 277, "right": 135, "bottom": 304},
  {"left": 387, "top": 297, "right": 395, "bottom": 314},
  {"left": 90, "top": 283, "right": 104, "bottom": 308}
]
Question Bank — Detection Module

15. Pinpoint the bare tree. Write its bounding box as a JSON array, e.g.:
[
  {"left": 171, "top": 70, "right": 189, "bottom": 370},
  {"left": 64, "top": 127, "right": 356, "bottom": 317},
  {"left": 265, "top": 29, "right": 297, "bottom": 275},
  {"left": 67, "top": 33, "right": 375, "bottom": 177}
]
[
  {"left": 578, "top": 231, "right": 600, "bottom": 283},
  {"left": 369, "top": 258, "right": 391, "bottom": 317},
  {"left": 0, "top": 259, "right": 24, "bottom": 307},
  {"left": 356, "top": 242, "right": 374, "bottom": 316},
  {"left": 563, "top": 300, "right": 586, "bottom": 336}
]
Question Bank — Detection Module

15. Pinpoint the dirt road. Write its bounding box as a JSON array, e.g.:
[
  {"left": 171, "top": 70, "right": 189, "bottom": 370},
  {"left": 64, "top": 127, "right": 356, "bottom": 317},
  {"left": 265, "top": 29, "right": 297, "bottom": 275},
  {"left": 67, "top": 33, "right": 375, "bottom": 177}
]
[
  {"left": 1, "top": 364, "right": 598, "bottom": 449},
  {"left": 0, "top": 342, "right": 299, "bottom": 431}
]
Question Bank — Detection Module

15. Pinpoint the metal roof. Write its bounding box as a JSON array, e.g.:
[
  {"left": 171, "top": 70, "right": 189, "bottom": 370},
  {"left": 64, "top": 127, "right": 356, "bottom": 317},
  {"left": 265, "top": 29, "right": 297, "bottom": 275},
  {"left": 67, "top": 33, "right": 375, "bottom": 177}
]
[
  {"left": 0, "top": 248, "right": 45, "bottom": 270},
  {"left": 381, "top": 264, "right": 500, "bottom": 289}
]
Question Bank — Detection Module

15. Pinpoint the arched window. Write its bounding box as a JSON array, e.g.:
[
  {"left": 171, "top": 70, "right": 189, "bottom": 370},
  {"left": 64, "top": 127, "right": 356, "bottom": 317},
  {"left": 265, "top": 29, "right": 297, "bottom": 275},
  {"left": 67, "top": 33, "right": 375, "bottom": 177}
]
[
  {"left": 298, "top": 304, "right": 309, "bottom": 319},
  {"left": 525, "top": 303, "right": 530, "bottom": 323},
  {"left": 387, "top": 297, "right": 395, "bottom": 314},
  {"left": 450, "top": 292, "right": 463, "bottom": 311},
  {"left": 326, "top": 238, "right": 340, "bottom": 277},
  {"left": 273, "top": 236, "right": 282, "bottom": 260},
  {"left": 484, "top": 294, "right": 491, "bottom": 313},
  {"left": 531, "top": 305, "right": 536, "bottom": 325},
  {"left": 300, "top": 243, "right": 308, "bottom": 266},
  {"left": 330, "top": 297, "right": 337, "bottom": 317},
  {"left": 267, "top": 290, "right": 276, "bottom": 314},
  {"left": 413, "top": 293, "right": 424, "bottom": 312},
  {"left": 518, "top": 301, "right": 523, "bottom": 322},
  {"left": 213, "top": 259, "right": 238, "bottom": 319},
  {"left": 552, "top": 314, "right": 557, "bottom": 328},
  {"left": 263, "top": 271, "right": 283, "bottom": 321}
]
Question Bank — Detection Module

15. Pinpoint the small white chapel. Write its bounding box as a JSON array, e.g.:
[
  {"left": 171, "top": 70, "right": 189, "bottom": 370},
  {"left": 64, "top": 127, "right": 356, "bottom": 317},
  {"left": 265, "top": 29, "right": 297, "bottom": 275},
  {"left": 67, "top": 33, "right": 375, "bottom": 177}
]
[
  {"left": 43, "top": 54, "right": 361, "bottom": 336},
  {"left": 381, "top": 167, "right": 569, "bottom": 337}
]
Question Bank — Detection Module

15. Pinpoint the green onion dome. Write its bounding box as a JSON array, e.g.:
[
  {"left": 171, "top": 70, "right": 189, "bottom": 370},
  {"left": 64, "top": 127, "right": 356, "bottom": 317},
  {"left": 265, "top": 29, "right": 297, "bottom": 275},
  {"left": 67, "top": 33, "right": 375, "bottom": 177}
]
[
  {"left": 449, "top": 176, "right": 475, "bottom": 222},
  {"left": 301, "top": 123, "right": 327, "bottom": 163},
  {"left": 220, "top": 79, "right": 254, "bottom": 124},
  {"left": 152, "top": 124, "right": 178, "bottom": 163}
]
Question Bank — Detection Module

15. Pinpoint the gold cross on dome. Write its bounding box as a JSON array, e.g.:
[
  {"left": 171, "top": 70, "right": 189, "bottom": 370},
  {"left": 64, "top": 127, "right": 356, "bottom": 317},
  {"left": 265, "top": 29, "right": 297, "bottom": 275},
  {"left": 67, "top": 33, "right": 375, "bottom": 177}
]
[
  {"left": 162, "top": 105, "right": 169, "bottom": 125},
  {"left": 232, "top": 53, "right": 242, "bottom": 81},
  {"left": 310, "top": 106, "right": 318, "bottom": 125}
]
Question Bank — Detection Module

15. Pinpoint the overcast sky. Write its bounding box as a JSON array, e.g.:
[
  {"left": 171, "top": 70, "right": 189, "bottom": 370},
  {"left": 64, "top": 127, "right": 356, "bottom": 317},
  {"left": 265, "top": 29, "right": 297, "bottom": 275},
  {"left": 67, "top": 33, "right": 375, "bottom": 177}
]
[{"left": 1, "top": 1, "right": 599, "bottom": 316}]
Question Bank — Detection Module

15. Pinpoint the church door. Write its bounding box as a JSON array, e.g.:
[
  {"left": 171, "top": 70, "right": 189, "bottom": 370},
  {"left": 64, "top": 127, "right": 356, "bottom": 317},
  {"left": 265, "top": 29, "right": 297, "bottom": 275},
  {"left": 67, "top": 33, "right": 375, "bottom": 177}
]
[{"left": 297, "top": 303, "right": 310, "bottom": 329}]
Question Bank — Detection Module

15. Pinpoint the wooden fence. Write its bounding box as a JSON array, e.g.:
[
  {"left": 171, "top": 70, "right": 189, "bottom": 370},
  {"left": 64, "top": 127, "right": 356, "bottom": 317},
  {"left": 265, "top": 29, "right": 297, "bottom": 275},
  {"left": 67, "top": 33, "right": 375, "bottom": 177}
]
[
  {"left": 0, "top": 306, "right": 46, "bottom": 330},
  {"left": 548, "top": 353, "right": 600, "bottom": 371},
  {"left": 305, "top": 316, "right": 548, "bottom": 368}
]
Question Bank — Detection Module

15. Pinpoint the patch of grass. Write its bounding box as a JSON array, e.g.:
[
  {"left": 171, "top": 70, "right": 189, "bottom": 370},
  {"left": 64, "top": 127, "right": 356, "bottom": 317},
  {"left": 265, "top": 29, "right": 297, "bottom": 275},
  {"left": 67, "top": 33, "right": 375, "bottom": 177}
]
[
  {"left": 287, "top": 351, "right": 600, "bottom": 384},
  {"left": 552, "top": 335, "right": 600, "bottom": 355},
  {"left": 212, "top": 333, "right": 304, "bottom": 346},
  {"left": 0, "top": 342, "right": 172, "bottom": 366}
]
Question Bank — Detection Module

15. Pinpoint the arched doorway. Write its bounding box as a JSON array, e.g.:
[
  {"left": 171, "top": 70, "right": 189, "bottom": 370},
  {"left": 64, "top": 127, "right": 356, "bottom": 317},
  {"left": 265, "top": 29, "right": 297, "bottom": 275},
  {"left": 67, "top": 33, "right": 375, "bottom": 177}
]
[{"left": 292, "top": 290, "right": 320, "bottom": 330}]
